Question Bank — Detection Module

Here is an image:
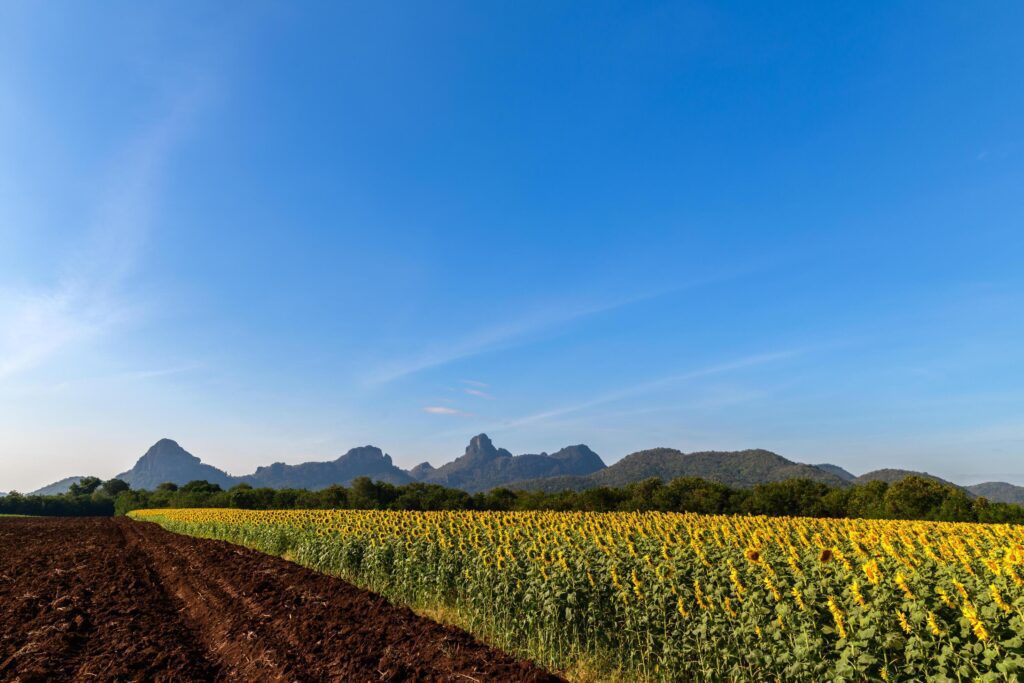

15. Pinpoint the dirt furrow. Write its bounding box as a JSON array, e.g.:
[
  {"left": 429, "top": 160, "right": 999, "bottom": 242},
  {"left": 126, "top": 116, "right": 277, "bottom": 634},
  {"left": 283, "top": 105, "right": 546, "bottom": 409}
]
[
  {"left": 121, "top": 521, "right": 310, "bottom": 680},
  {"left": 0, "top": 518, "right": 218, "bottom": 682},
  {"left": 0, "top": 517, "right": 563, "bottom": 682}
]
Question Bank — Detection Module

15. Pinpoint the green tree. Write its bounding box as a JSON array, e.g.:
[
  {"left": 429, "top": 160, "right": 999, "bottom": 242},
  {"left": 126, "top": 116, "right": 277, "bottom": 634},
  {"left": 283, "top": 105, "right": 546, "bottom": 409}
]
[
  {"left": 882, "top": 476, "right": 951, "bottom": 519},
  {"left": 101, "top": 478, "right": 130, "bottom": 497},
  {"left": 69, "top": 476, "right": 103, "bottom": 496},
  {"left": 180, "top": 480, "right": 223, "bottom": 494},
  {"left": 744, "top": 479, "right": 832, "bottom": 517},
  {"left": 845, "top": 480, "right": 888, "bottom": 518},
  {"left": 934, "top": 489, "right": 976, "bottom": 522}
]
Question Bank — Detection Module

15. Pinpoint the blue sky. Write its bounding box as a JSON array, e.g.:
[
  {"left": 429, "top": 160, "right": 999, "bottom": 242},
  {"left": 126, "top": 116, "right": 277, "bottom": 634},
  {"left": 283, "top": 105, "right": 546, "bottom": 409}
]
[{"left": 2, "top": 2, "right": 1023, "bottom": 491}]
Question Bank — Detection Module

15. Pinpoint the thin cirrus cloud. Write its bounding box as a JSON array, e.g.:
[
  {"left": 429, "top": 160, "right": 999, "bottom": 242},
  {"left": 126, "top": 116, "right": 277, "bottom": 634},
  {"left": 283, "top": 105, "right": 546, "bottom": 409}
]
[
  {"left": 506, "top": 349, "right": 805, "bottom": 428},
  {"left": 424, "top": 348, "right": 807, "bottom": 440},
  {"left": 364, "top": 271, "right": 750, "bottom": 386},
  {"left": 47, "top": 364, "right": 205, "bottom": 393},
  {"left": 0, "top": 85, "right": 205, "bottom": 383},
  {"left": 463, "top": 388, "right": 494, "bottom": 399},
  {"left": 423, "top": 406, "right": 473, "bottom": 416},
  {"left": 0, "top": 287, "right": 115, "bottom": 381}
]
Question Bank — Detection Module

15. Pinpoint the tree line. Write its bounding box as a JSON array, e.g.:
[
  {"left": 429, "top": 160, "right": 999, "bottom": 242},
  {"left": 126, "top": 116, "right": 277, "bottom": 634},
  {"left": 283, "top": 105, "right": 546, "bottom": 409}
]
[
  {"left": 111, "top": 475, "right": 1024, "bottom": 523},
  {"left": 0, "top": 477, "right": 127, "bottom": 516},
  {"left": 4, "top": 474, "right": 1024, "bottom": 524}
]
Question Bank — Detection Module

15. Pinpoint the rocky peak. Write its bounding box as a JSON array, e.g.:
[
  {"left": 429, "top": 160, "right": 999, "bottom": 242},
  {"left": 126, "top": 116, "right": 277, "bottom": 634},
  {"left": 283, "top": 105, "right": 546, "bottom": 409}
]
[
  {"left": 338, "top": 446, "right": 391, "bottom": 467},
  {"left": 549, "top": 445, "right": 606, "bottom": 473},
  {"left": 117, "top": 439, "right": 235, "bottom": 490},
  {"left": 409, "top": 462, "right": 436, "bottom": 480},
  {"left": 137, "top": 439, "right": 198, "bottom": 465},
  {"left": 464, "top": 434, "right": 511, "bottom": 460}
]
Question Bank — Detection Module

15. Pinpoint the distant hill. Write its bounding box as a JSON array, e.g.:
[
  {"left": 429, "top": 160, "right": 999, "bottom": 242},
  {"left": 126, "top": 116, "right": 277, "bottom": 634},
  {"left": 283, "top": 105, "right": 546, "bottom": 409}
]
[
  {"left": 814, "top": 463, "right": 856, "bottom": 482},
  {"left": 419, "top": 434, "right": 607, "bottom": 493},
  {"left": 116, "top": 439, "right": 236, "bottom": 490},
  {"left": 31, "top": 476, "right": 86, "bottom": 496},
  {"left": 509, "top": 448, "right": 847, "bottom": 492},
  {"left": 967, "top": 482, "right": 1024, "bottom": 505},
  {"left": 241, "top": 446, "right": 413, "bottom": 489},
  {"left": 854, "top": 469, "right": 960, "bottom": 488}
]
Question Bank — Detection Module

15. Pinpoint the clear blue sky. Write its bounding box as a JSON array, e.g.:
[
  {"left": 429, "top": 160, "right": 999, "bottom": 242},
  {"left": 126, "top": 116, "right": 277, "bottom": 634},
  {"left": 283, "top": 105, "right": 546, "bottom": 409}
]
[{"left": 2, "top": 2, "right": 1023, "bottom": 491}]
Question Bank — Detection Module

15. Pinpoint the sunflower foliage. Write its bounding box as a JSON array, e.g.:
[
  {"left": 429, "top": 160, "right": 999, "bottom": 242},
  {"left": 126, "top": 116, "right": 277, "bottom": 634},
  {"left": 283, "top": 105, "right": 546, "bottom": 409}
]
[{"left": 130, "top": 508, "right": 1024, "bottom": 682}]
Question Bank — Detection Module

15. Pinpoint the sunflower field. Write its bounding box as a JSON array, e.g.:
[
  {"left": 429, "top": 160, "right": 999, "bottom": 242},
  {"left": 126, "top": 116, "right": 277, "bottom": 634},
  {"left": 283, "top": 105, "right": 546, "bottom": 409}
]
[{"left": 128, "top": 508, "right": 1024, "bottom": 681}]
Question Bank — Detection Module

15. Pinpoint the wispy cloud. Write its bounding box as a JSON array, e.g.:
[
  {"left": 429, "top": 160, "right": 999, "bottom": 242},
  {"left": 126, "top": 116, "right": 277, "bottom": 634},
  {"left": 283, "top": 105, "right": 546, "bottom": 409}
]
[
  {"left": 46, "top": 363, "right": 204, "bottom": 393},
  {"left": 365, "top": 272, "right": 748, "bottom": 385},
  {"left": 506, "top": 349, "right": 804, "bottom": 428},
  {"left": 423, "top": 405, "right": 473, "bottom": 416},
  {"left": 464, "top": 388, "right": 494, "bottom": 399},
  {"left": 0, "top": 288, "right": 116, "bottom": 380},
  {"left": 0, "top": 87, "right": 204, "bottom": 383},
  {"left": 462, "top": 379, "right": 488, "bottom": 388},
  {"left": 424, "top": 348, "right": 807, "bottom": 441}
]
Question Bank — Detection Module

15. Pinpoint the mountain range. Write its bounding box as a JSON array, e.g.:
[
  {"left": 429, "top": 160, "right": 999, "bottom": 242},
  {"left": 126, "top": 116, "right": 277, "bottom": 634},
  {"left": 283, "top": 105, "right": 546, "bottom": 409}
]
[
  {"left": 241, "top": 446, "right": 414, "bottom": 489},
  {"left": 413, "top": 434, "right": 606, "bottom": 492},
  {"left": 506, "top": 447, "right": 848, "bottom": 491},
  {"left": 23, "top": 435, "right": 1024, "bottom": 505}
]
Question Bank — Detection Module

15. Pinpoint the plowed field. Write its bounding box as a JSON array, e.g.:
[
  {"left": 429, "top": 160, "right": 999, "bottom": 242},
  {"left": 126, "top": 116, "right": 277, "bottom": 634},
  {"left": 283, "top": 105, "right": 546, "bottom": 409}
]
[{"left": 0, "top": 517, "right": 563, "bottom": 682}]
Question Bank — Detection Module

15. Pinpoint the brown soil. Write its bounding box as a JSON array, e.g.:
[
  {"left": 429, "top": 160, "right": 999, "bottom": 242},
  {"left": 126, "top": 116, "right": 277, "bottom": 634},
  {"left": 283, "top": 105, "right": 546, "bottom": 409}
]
[{"left": 0, "top": 517, "right": 564, "bottom": 682}]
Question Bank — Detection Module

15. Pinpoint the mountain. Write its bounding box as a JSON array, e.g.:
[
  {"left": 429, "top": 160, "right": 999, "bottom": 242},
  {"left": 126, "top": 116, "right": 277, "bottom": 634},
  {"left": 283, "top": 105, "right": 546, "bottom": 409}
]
[
  {"left": 419, "top": 434, "right": 607, "bottom": 493},
  {"left": 104, "top": 434, "right": 605, "bottom": 493},
  {"left": 409, "top": 462, "right": 436, "bottom": 480},
  {"left": 966, "top": 482, "right": 1024, "bottom": 505},
  {"left": 241, "top": 446, "right": 413, "bottom": 489},
  {"left": 814, "top": 463, "right": 856, "bottom": 482},
  {"left": 116, "top": 439, "right": 236, "bottom": 490},
  {"left": 32, "top": 435, "right": 1016, "bottom": 498},
  {"left": 31, "top": 476, "right": 86, "bottom": 496},
  {"left": 854, "top": 469, "right": 959, "bottom": 488},
  {"left": 509, "top": 448, "right": 849, "bottom": 492}
]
